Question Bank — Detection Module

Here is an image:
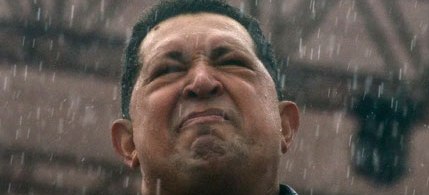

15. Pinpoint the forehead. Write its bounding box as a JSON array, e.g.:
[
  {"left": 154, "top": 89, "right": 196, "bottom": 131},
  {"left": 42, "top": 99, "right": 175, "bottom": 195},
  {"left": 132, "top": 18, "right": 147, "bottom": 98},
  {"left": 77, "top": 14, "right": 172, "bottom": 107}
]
[{"left": 139, "top": 13, "right": 255, "bottom": 60}]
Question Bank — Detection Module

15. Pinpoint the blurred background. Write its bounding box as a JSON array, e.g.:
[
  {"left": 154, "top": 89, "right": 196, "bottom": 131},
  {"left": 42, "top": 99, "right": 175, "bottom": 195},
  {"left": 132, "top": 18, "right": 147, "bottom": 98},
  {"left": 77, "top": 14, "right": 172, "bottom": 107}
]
[{"left": 0, "top": 0, "right": 428, "bottom": 194}]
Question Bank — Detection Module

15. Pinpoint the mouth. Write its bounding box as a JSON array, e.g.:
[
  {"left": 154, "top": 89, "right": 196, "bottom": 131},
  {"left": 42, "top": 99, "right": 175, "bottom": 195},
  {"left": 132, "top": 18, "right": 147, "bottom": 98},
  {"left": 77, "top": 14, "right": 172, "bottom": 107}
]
[{"left": 179, "top": 108, "right": 229, "bottom": 131}]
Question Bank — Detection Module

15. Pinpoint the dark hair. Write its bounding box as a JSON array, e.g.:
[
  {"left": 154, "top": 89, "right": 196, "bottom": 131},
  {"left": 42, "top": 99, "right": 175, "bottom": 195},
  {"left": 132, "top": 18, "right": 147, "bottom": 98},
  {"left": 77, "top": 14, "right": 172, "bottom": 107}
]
[{"left": 121, "top": 0, "right": 281, "bottom": 119}]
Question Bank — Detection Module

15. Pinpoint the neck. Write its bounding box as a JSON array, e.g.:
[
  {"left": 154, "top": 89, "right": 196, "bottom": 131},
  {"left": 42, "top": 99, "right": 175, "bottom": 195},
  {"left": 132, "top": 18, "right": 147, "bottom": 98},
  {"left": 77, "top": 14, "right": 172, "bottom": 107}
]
[{"left": 140, "top": 169, "right": 280, "bottom": 195}]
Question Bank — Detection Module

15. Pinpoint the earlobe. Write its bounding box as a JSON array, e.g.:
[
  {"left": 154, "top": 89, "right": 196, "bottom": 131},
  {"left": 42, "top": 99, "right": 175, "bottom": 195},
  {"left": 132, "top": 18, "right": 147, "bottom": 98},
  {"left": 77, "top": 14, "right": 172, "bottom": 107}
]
[
  {"left": 111, "top": 119, "right": 140, "bottom": 168},
  {"left": 278, "top": 101, "right": 300, "bottom": 153}
]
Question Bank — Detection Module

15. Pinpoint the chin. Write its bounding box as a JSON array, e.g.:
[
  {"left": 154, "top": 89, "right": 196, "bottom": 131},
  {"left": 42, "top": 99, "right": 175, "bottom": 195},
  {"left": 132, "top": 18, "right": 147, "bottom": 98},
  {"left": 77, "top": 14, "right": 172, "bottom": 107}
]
[{"left": 187, "top": 142, "right": 248, "bottom": 174}]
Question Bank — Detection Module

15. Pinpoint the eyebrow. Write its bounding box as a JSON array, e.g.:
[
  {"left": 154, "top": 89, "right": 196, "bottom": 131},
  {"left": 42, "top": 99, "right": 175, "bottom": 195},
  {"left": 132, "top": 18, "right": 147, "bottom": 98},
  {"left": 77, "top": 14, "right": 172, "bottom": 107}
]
[
  {"left": 165, "top": 50, "right": 184, "bottom": 62},
  {"left": 210, "top": 46, "right": 231, "bottom": 60},
  {"left": 144, "top": 34, "right": 253, "bottom": 66},
  {"left": 209, "top": 37, "right": 255, "bottom": 58},
  {"left": 143, "top": 48, "right": 185, "bottom": 70}
]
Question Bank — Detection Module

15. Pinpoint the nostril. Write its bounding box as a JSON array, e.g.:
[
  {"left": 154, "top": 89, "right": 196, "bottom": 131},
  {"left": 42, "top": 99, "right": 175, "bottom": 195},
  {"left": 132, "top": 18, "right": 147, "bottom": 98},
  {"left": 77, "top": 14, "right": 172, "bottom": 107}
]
[
  {"left": 188, "top": 90, "right": 198, "bottom": 98},
  {"left": 209, "top": 86, "right": 219, "bottom": 96},
  {"left": 182, "top": 73, "right": 224, "bottom": 99}
]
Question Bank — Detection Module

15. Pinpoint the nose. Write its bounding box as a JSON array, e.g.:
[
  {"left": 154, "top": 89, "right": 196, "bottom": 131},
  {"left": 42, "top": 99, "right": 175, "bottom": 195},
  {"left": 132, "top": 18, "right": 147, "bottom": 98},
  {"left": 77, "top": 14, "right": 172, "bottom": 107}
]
[{"left": 182, "top": 65, "right": 224, "bottom": 99}]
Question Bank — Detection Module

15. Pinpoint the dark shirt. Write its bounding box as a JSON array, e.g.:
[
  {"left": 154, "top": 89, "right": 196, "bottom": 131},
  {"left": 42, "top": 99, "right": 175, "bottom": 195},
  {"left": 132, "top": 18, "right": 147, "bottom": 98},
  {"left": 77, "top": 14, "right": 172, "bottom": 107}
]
[{"left": 279, "top": 184, "right": 298, "bottom": 195}]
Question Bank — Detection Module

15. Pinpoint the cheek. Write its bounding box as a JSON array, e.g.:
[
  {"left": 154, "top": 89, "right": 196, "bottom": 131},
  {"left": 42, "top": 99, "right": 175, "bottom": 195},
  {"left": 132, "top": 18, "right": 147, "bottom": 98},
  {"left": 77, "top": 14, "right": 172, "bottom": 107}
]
[
  {"left": 225, "top": 75, "right": 281, "bottom": 141},
  {"left": 130, "top": 84, "right": 181, "bottom": 156}
]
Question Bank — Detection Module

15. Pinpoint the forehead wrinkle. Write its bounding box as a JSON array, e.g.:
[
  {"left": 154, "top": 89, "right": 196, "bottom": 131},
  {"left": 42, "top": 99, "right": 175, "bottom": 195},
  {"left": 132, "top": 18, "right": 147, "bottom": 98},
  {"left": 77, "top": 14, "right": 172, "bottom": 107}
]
[
  {"left": 141, "top": 34, "right": 185, "bottom": 60},
  {"left": 145, "top": 31, "right": 255, "bottom": 60},
  {"left": 139, "top": 13, "right": 258, "bottom": 72},
  {"left": 207, "top": 36, "right": 256, "bottom": 58},
  {"left": 139, "top": 34, "right": 188, "bottom": 74}
]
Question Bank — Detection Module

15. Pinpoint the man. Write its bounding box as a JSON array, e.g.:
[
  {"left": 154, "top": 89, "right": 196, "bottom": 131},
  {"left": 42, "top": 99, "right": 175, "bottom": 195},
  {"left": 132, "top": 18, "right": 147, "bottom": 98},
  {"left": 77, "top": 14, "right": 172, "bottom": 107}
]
[{"left": 111, "top": 0, "right": 300, "bottom": 194}]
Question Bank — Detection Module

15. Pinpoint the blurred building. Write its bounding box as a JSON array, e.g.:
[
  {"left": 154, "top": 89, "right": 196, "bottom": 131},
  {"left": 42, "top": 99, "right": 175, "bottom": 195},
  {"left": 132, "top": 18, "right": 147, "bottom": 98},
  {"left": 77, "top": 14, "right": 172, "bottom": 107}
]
[{"left": 1, "top": 0, "right": 428, "bottom": 194}]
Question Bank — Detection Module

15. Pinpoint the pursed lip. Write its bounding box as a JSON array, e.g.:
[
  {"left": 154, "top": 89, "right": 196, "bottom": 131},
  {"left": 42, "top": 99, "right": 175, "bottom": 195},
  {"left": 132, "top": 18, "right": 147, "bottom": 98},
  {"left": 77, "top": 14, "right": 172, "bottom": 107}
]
[{"left": 178, "top": 108, "right": 229, "bottom": 131}]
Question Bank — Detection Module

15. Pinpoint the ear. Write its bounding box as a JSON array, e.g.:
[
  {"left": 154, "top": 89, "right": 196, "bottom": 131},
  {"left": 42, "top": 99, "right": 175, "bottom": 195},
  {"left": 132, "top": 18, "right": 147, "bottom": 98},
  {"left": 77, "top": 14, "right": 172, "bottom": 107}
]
[
  {"left": 111, "top": 119, "right": 140, "bottom": 168},
  {"left": 279, "top": 101, "right": 300, "bottom": 154}
]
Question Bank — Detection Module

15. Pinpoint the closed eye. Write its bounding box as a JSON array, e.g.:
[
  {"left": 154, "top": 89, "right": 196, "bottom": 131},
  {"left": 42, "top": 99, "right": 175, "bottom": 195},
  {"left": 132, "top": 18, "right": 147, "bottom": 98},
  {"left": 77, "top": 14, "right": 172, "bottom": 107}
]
[
  {"left": 151, "top": 65, "right": 184, "bottom": 80},
  {"left": 220, "top": 59, "right": 246, "bottom": 67},
  {"left": 218, "top": 58, "right": 255, "bottom": 71}
]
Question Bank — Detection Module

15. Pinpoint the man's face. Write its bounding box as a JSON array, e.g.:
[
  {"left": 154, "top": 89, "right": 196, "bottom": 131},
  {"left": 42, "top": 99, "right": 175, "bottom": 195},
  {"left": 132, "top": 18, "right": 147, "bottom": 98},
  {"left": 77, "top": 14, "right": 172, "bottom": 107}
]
[{"left": 113, "top": 13, "right": 299, "bottom": 192}]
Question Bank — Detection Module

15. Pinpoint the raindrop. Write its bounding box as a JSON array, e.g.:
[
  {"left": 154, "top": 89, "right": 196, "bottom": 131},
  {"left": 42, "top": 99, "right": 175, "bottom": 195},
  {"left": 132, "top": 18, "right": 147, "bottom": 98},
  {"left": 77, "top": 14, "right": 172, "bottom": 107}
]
[
  {"left": 12, "top": 64, "right": 17, "bottom": 77},
  {"left": 3, "top": 76, "right": 8, "bottom": 91},
  {"left": 239, "top": 2, "right": 245, "bottom": 13},
  {"left": 15, "top": 128, "right": 20, "bottom": 140},
  {"left": 410, "top": 35, "right": 416, "bottom": 51},
  {"left": 32, "top": 38, "right": 36, "bottom": 48},
  {"left": 100, "top": 0, "right": 105, "bottom": 19},
  {"left": 394, "top": 100, "right": 399, "bottom": 112},
  {"left": 372, "top": 149, "right": 380, "bottom": 172},
  {"left": 298, "top": 38, "right": 305, "bottom": 58},
  {"left": 346, "top": 165, "right": 350, "bottom": 178},
  {"left": 302, "top": 168, "right": 307, "bottom": 180},
  {"left": 156, "top": 178, "right": 161, "bottom": 195},
  {"left": 112, "top": 86, "right": 118, "bottom": 100},
  {"left": 280, "top": 74, "right": 286, "bottom": 89},
  {"left": 377, "top": 83, "right": 384, "bottom": 98},
  {"left": 348, "top": 134, "right": 353, "bottom": 147},
  {"left": 19, "top": 115, "right": 23, "bottom": 126},
  {"left": 26, "top": 128, "right": 31, "bottom": 139},
  {"left": 39, "top": 61, "right": 43, "bottom": 72},
  {"left": 52, "top": 72, "right": 56, "bottom": 82},
  {"left": 82, "top": 106, "right": 97, "bottom": 126},
  {"left": 123, "top": 176, "right": 130, "bottom": 188},
  {"left": 20, "top": 152, "right": 25, "bottom": 165},
  {"left": 335, "top": 112, "right": 342, "bottom": 134},
  {"left": 49, "top": 39, "right": 54, "bottom": 51},
  {"left": 24, "top": 65, "right": 28, "bottom": 82},
  {"left": 70, "top": 4, "right": 75, "bottom": 27},
  {"left": 335, "top": 43, "right": 341, "bottom": 55},
  {"left": 328, "top": 88, "right": 331, "bottom": 98},
  {"left": 37, "top": 7, "right": 41, "bottom": 21},
  {"left": 36, "top": 106, "right": 41, "bottom": 120}
]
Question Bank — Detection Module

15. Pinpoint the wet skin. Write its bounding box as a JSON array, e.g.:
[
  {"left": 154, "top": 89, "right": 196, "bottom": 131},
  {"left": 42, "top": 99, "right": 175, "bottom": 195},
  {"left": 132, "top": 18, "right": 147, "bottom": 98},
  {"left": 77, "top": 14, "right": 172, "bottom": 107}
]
[{"left": 112, "top": 13, "right": 299, "bottom": 195}]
